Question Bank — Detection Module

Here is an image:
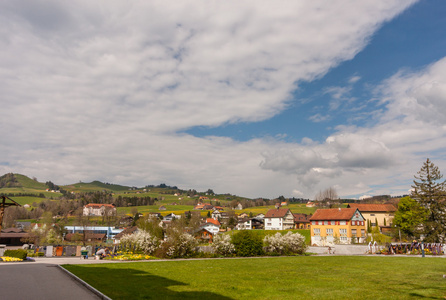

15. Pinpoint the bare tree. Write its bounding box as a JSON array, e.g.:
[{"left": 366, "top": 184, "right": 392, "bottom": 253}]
[{"left": 314, "top": 187, "right": 338, "bottom": 202}]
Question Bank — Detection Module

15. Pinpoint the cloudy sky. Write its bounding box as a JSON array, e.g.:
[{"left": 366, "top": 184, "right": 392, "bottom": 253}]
[{"left": 1, "top": 0, "right": 446, "bottom": 199}]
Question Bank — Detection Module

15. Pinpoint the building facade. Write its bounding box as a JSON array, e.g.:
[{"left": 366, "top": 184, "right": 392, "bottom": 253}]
[
  {"left": 264, "top": 208, "right": 294, "bottom": 230},
  {"left": 309, "top": 208, "right": 366, "bottom": 246}
]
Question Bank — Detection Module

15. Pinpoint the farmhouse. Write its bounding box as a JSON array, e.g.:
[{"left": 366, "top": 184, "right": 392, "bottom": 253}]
[
  {"left": 310, "top": 208, "right": 366, "bottom": 246},
  {"left": 294, "top": 213, "right": 311, "bottom": 229},
  {"left": 82, "top": 203, "right": 116, "bottom": 216},
  {"left": 347, "top": 203, "right": 396, "bottom": 231},
  {"left": 264, "top": 208, "right": 294, "bottom": 230}
]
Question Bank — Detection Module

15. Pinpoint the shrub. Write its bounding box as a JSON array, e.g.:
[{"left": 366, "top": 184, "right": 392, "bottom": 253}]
[
  {"left": 4, "top": 249, "right": 28, "bottom": 260},
  {"left": 212, "top": 234, "right": 235, "bottom": 256},
  {"left": 120, "top": 230, "right": 160, "bottom": 255},
  {"left": 161, "top": 232, "right": 198, "bottom": 258},
  {"left": 231, "top": 230, "right": 264, "bottom": 257},
  {"left": 263, "top": 232, "right": 307, "bottom": 255}
]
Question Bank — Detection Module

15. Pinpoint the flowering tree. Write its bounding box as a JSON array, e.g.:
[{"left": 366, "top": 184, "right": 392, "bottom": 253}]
[
  {"left": 212, "top": 234, "right": 235, "bottom": 256},
  {"left": 163, "top": 232, "right": 198, "bottom": 258},
  {"left": 263, "top": 232, "right": 307, "bottom": 255},
  {"left": 120, "top": 230, "right": 160, "bottom": 255}
]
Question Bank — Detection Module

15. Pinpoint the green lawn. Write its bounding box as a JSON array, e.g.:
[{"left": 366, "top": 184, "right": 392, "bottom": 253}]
[{"left": 63, "top": 256, "right": 446, "bottom": 299}]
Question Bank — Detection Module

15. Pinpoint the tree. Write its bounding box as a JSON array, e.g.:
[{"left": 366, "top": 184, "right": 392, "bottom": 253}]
[
  {"left": 231, "top": 230, "right": 264, "bottom": 257},
  {"left": 411, "top": 158, "right": 446, "bottom": 242},
  {"left": 314, "top": 187, "right": 338, "bottom": 201},
  {"left": 393, "top": 196, "right": 428, "bottom": 240}
]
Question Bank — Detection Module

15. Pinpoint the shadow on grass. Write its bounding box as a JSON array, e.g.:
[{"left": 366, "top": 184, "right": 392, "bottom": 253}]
[
  {"left": 65, "top": 265, "right": 233, "bottom": 300},
  {"left": 372, "top": 280, "right": 446, "bottom": 299}
]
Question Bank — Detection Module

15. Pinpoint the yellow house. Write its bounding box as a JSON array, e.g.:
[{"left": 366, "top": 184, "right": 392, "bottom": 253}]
[
  {"left": 309, "top": 208, "right": 366, "bottom": 246},
  {"left": 347, "top": 204, "right": 396, "bottom": 231}
]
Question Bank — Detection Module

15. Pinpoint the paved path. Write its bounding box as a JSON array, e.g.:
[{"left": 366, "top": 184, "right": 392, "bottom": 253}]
[{"left": 0, "top": 262, "right": 101, "bottom": 300}]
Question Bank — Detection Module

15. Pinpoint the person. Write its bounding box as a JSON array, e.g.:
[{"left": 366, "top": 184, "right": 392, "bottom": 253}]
[{"left": 96, "top": 248, "right": 106, "bottom": 258}]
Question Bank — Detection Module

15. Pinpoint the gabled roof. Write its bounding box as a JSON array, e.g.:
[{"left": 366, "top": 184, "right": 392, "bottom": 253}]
[
  {"left": 265, "top": 208, "right": 291, "bottom": 218},
  {"left": 293, "top": 213, "right": 310, "bottom": 223},
  {"left": 206, "top": 218, "right": 221, "bottom": 226},
  {"left": 347, "top": 204, "right": 397, "bottom": 212},
  {"left": 309, "top": 208, "right": 360, "bottom": 221}
]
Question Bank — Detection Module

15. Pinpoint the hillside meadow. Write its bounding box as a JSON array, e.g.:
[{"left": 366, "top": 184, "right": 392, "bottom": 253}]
[{"left": 64, "top": 256, "right": 446, "bottom": 300}]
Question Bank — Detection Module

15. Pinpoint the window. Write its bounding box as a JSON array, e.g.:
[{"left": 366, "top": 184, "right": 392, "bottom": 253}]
[
  {"left": 351, "top": 229, "right": 357, "bottom": 237},
  {"left": 370, "top": 214, "right": 375, "bottom": 216},
  {"left": 312, "top": 221, "right": 316, "bottom": 225},
  {"left": 340, "top": 236, "right": 348, "bottom": 241},
  {"left": 340, "top": 221, "right": 346, "bottom": 225},
  {"left": 326, "top": 228, "right": 333, "bottom": 236},
  {"left": 339, "top": 229, "right": 347, "bottom": 235},
  {"left": 324, "top": 221, "right": 328, "bottom": 225},
  {"left": 314, "top": 228, "right": 320, "bottom": 235},
  {"left": 361, "top": 229, "right": 365, "bottom": 237},
  {"left": 330, "top": 221, "right": 335, "bottom": 225}
]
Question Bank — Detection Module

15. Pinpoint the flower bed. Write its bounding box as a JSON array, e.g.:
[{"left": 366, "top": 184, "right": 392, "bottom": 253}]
[
  {"left": 0, "top": 256, "right": 24, "bottom": 262},
  {"left": 104, "top": 252, "right": 152, "bottom": 261}
]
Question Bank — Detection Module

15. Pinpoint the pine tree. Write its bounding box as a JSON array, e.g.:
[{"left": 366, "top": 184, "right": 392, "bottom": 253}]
[{"left": 411, "top": 158, "right": 446, "bottom": 242}]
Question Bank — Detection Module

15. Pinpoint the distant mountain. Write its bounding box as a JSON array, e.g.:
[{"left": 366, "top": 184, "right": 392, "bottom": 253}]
[{"left": 61, "top": 180, "right": 131, "bottom": 193}]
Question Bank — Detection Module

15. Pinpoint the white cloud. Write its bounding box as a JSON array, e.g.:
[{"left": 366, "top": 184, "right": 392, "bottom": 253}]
[{"left": 0, "top": 0, "right": 418, "bottom": 198}]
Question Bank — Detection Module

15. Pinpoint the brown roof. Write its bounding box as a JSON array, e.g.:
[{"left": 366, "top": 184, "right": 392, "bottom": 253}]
[
  {"left": 347, "top": 204, "right": 397, "bottom": 212},
  {"left": 309, "top": 208, "right": 359, "bottom": 221},
  {"left": 265, "top": 208, "right": 291, "bottom": 218},
  {"left": 293, "top": 213, "right": 310, "bottom": 223}
]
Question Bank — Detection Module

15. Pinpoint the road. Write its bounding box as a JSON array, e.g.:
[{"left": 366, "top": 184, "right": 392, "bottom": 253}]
[{"left": 0, "top": 261, "right": 102, "bottom": 300}]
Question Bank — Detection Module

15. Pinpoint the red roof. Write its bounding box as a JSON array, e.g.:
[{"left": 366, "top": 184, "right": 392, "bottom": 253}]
[
  {"left": 309, "top": 208, "right": 360, "bottom": 221},
  {"left": 206, "top": 218, "right": 221, "bottom": 226},
  {"left": 265, "top": 208, "right": 291, "bottom": 218},
  {"left": 347, "top": 204, "right": 397, "bottom": 212}
]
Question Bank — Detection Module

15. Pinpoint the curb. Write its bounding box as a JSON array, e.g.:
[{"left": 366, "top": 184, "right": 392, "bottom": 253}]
[{"left": 57, "top": 265, "right": 112, "bottom": 300}]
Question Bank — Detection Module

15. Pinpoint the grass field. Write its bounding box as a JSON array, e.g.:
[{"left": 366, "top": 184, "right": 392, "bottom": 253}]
[{"left": 63, "top": 256, "right": 446, "bottom": 299}]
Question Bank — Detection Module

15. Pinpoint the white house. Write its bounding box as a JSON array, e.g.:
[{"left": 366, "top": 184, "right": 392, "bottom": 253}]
[
  {"left": 83, "top": 204, "right": 116, "bottom": 216},
  {"left": 236, "top": 218, "right": 252, "bottom": 230},
  {"left": 264, "top": 208, "right": 294, "bottom": 230}
]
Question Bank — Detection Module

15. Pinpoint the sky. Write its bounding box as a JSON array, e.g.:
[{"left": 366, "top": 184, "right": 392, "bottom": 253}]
[{"left": 1, "top": 0, "right": 446, "bottom": 199}]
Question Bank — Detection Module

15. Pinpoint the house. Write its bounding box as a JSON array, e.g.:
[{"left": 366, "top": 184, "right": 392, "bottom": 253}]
[
  {"left": 148, "top": 212, "right": 162, "bottom": 219},
  {"left": 306, "top": 201, "right": 315, "bottom": 208},
  {"left": 113, "top": 226, "right": 139, "bottom": 244},
  {"left": 194, "top": 227, "right": 214, "bottom": 243},
  {"left": 346, "top": 203, "right": 397, "bottom": 230},
  {"left": 0, "top": 228, "right": 30, "bottom": 246},
  {"left": 238, "top": 213, "right": 249, "bottom": 219},
  {"left": 309, "top": 208, "right": 366, "bottom": 246},
  {"left": 255, "top": 213, "right": 265, "bottom": 220},
  {"left": 163, "top": 213, "right": 181, "bottom": 221},
  {"left": 233, "top": 203, "right": 243, "bottom": 210},
  {"left": 281, "top": 201, "right": 288, "bottom": 206},
  {"left": 83, "top": 203, "right": 116, "bottom": 216},
  {"left": 159, "top": 205, "right": 167, "bottom": 211},
  {"left": 198, "top": 218, "right": 221, "bottom": 235},
  {"left": 264, "top": 208, "right": 295, "bottom": 230},
  {"left": 236, "top": 218, "right": 252, "bottom": 230},
  {"left": 194, "top": 203, "right": 213, "bottom": 210},
  {"left": 251, "top": 218, "right": 264, "bottom": 229},
  {"left": 294, "top": 213, "right": 311, "bottom": 229}
]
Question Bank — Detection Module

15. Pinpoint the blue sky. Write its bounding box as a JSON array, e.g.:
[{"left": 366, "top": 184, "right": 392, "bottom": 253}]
[
  {"left": 186, "top": 1, "right": 446, "bottom": 144},
  {"left": 1, "top": 0, "right": 446, "bottom": 199}
]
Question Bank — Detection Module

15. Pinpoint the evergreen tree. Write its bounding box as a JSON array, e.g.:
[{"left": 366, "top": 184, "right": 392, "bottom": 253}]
[{"left": 411, "top": 158, "right": 446, "bottom": 242}]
